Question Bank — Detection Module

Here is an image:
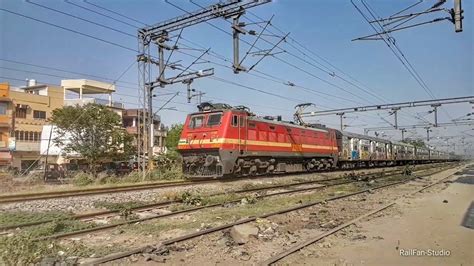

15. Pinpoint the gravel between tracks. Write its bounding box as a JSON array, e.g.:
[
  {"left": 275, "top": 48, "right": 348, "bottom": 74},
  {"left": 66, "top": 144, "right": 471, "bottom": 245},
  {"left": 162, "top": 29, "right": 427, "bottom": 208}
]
[
  {"left": 92, "top": 164, "right": 464, "bottom": 265},
  {"left": 0, "top": 166, "right": 408, "bottom": 213}
]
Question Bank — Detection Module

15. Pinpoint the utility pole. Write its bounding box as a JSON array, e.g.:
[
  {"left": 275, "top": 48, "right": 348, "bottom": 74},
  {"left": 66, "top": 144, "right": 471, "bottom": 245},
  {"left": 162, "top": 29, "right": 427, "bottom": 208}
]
[
  {"left": 452, "top": 0, "right": 464, "bottom": 32},
  {"left": 336, "top": 112, "right": 345, "bottom": 131},
  {"left": 424, "top": 127, "right": 432, "bottom": 141},
  {"left": 390, "top": 107, "right": 400, "bottom": 129},
  {"left": 401, "top": 128, "right": 407, "bottom": 141},
  {"left": 232, "top": 11, "right": 246, "bottom": 73},
  {"left": 431, "top": 103, "right": 441, "bottom": 127},
  {"left": 184, "top": 79, "right": 206, "bottom": 104},
  {"left": 137, "top": 0, "right": 271, "bottom": 176}
]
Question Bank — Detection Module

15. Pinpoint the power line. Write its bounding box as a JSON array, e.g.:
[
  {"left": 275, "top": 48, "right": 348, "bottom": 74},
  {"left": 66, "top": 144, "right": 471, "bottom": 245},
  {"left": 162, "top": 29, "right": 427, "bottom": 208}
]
[
  {"left": 0, "top": 61, "right": 295, "bottom": 113},
  {"left": 83, "top": 0, "right": 147, "bottom": 27},
  {"left": 25, "top": 0, "right": 136, "bottom": 38},
  {"left": 245, "top": 10, "right": 428, "bottom": 125},
  {"left": 169, "top": 1, "right": 373, "bottom": 105},
  {"left": 63, "top": 0, "right": 138, "bottom": 29},
  {"left": 0, "top": 8, "right": 137, "bottom": 52}
]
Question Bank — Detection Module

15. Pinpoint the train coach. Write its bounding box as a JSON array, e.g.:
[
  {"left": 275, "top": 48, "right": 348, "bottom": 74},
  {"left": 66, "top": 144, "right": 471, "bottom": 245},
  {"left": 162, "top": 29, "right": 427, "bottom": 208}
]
[{"left": 177, "top": 103, "right": 454, "bottom": 178}]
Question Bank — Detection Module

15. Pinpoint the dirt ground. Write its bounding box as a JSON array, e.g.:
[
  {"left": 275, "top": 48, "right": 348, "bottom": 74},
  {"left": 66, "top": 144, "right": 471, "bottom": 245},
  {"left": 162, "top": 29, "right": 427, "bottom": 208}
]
[
  {"left": 97, "top": 164, "right": 470, "bottom": 266},
  {"left": 283, "top": 169, "right": 474, "bottom": 266}
]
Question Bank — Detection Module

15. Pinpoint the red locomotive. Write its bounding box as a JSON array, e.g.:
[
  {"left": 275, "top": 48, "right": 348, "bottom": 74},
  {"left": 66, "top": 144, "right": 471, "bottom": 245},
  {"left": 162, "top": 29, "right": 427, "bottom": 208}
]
[{"left": 178, "top": 102, "right": 339, "bottom": 178}]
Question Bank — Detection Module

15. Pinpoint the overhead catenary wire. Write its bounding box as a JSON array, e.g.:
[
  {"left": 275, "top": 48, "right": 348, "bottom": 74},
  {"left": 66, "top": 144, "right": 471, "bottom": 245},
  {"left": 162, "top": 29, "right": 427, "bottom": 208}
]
[
  {"left": 169, "top": 1, "right": 374, "bottom": 105},
  {"left": 356, "top": 0, "right": 455, "bottom": 122},
  {"left": 245, "top": 9, "right": 428, "bottom": 126},
  {"left": 63, "top": 0, "right": 138, "bottom": 29},
  {"left": 22, "top": 0, "right": 387, "bottom": 113},
  {"left": 82, "top": 0, "right": 147, "bottom": 27},
  {"left": 1, "top": 6, "right": 320, "bottom": 110},
  {"left": 2, "top": 1, "right": 452, "bottom": 131}
]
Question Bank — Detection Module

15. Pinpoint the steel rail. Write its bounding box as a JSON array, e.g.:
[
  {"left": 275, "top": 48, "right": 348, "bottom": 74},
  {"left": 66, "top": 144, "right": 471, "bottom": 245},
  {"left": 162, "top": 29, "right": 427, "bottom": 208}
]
[
  {"left": 0, "top": 162, "right": 431, "bottom": 204},
  {"left": 86, "top": 166, "right": 456, "bottom": 265},
  {"left": 260, "top": 168, "right": 460, "bottom": 265},
  {"left": 32, "top": 167, "right": 432, "bottom": 242},
  {"left": 0, "top": 168, "right": 407, "bottom": 231},
  {"left": 0, "top": 180, "right": 206, "bottom": 204}
]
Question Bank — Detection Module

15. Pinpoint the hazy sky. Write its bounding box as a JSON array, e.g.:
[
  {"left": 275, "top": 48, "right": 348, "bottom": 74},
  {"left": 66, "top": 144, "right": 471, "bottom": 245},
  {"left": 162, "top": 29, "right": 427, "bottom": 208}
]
[{"left": 1, "top": 0, "right": 473, "bottom": 154}]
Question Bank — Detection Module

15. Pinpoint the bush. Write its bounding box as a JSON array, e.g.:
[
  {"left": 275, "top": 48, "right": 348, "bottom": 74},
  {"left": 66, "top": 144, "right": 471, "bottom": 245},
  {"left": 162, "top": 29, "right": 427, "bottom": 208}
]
[
  {"left": 72, "top": 172, "right": 94, "bottom": 186},
  {"left": 0, "top": 234, "right": 58, "bottom": 265}
]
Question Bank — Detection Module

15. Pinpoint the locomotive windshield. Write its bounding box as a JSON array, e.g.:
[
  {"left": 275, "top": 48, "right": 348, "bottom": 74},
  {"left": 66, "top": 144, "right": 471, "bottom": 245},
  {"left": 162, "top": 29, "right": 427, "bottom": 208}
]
[
  {"left": 207, "top": 112, "right": 222, "bottom": 126},
  {"left": 189, "top": 115, "right": 204, "bottom": 128}
]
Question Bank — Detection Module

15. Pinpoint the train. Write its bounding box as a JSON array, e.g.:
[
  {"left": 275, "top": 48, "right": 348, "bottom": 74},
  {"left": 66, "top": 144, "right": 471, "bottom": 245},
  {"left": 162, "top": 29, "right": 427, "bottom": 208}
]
[{"left": 177, "top": 102, "right": 457, "bottom": 178}]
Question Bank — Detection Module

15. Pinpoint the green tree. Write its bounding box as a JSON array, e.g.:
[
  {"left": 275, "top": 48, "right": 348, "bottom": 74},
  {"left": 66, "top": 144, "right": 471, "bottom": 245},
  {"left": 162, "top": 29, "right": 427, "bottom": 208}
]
[
  {"left": 50, "top": 103, "right": 133, "bottom": 176},
  {"left": 166, "top": 123, "right": 183, "bottom": 151}
]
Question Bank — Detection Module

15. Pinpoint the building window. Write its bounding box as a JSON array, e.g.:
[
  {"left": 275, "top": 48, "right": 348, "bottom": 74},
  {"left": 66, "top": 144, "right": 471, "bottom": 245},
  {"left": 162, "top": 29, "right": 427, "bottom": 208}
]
[
  {"left": 14, "top": 130, "right": 41, "bottom": 141},
  {"left": 0, "top": 102, "right": 7, "bottom": 115},
  {"left": 15, "top": 107, "right": 27, "bottom": 118},
  {"left": 33, "top": 110, "right": 46, "bottom": 120}
]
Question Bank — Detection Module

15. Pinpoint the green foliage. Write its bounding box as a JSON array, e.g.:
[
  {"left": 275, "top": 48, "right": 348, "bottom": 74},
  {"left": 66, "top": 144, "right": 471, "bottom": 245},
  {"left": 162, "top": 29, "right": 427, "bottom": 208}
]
[
  {"left": 149, "top": 165, "right": 183, "bottom": 180},
  {"left": 94, "top": 200, "right": 147, "bottom": 220},
  {"left": 0, "top": 211, "right": 72, "bottom": 227},
  {"left": 50, "top": 103, "right": 133, "bottom": 176},
  {"left": 0, "top": 234, "right": 58, "bottom": 265},
  {"left": 403, "top": 165, "right": 413, "bottom": 176},
  {"left": 180, "top": 191, "right": 203, "bottom": 206},
  {"left": 72, "top": 172, "right": 95, "bottom": 186},
  {"left": 0, "top": 217, "right": 97, "bottom": 265},
  {"left": 165, "top": 124, "right": 183, "bottom": 151}
]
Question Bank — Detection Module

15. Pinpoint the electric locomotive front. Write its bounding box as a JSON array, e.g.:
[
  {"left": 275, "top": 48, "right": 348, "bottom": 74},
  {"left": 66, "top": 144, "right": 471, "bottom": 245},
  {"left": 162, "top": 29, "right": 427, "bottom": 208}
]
[{"left": 177, "top": 103, "right": 248, "bottom": 178}]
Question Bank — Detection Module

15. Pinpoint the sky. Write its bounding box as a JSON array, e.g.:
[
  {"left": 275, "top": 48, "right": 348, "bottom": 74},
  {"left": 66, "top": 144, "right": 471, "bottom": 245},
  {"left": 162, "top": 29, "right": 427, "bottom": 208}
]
[{"left": 0, "top": 0, "right": 473, "bottom": 155}]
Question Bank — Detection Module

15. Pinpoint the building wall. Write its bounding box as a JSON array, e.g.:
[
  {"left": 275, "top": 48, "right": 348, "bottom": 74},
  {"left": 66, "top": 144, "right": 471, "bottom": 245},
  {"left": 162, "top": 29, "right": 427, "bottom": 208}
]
[
  {"left": 0, "top": 83, "right": 12, "bottom": 167},
  {"left": 9, "top": 85, "right": 64, "bottom": 170},
  {"left": 123, "top": 109, "right": 168, "bottom": 155}
]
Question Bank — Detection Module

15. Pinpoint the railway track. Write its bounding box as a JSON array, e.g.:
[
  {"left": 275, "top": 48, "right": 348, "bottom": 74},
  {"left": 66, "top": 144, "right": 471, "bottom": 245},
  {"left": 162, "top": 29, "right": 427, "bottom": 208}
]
[
  {"left": 84, "top": 164, "right": 461, "bottom": 265},
  {"left": 2, "top": 165, "right": 440, "bottom": 232},
  {"left": 30, "top": 172, "right": 391, "bottom": 241},
  {"left": 0, "top": 163, "right": 448, "bottom": 204},
  {"left": 10, "top": 165, "right": 448, "bottom": 243}
]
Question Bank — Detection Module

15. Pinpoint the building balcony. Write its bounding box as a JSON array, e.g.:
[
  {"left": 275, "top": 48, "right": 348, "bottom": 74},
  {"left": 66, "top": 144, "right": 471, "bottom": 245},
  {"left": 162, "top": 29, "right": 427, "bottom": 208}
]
[
  {"left": 14, "top": 141, "right": 40, "bottom": 152},
  {"left": 64, "top": 98, "right": 124, "bottom": 109},
  {"left": 125, "top": 127, "right": 167, "bottom": 137}
]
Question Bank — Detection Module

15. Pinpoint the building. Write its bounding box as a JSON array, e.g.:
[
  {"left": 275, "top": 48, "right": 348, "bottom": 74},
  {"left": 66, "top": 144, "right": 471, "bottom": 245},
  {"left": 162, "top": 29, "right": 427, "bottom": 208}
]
[
  {"left": 9, "top": 80, "right": 64, "bottom": 170},
  {"left": 40, "top": 79, "right": 125, "bottom": 165},
  {"left": 0, "top": 83, "right": 13, "bottom": 167},
  {"left": 61, "top": 79, "right": 124, "bottom": 114},
  {"left": 0, "top": 79, "right": 168, "bottom": 172},
  {"left": 123, "top": 109, "right": 168, "bottom": 155}
]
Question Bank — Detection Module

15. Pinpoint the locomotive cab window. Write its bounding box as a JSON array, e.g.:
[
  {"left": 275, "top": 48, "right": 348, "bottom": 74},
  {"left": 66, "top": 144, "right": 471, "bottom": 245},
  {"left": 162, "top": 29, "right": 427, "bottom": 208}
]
[
  {"left": 231, "top": 115, "right": 238, "bottom": 127},
  {"left": 207, "top": 113, "right": 222, "bottom": 126},
  {"left": 189, "top": 115, "right": 204, "bottom": 128}
]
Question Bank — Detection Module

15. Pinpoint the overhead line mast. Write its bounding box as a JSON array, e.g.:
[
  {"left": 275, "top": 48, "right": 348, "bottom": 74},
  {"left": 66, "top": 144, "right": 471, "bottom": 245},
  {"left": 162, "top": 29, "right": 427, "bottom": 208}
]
[{"left": 136, "top": 0, "right": 271, "bottom": 177}]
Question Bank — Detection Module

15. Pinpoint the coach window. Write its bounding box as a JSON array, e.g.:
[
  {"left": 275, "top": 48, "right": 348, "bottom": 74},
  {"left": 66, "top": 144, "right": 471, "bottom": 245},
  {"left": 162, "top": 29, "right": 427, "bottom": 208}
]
[
  {"left": 189, "top": 115, "right": 204, "bottom": 129},
  {"left": 207, "top": 113, "right": 222, "bottom": 126}
]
